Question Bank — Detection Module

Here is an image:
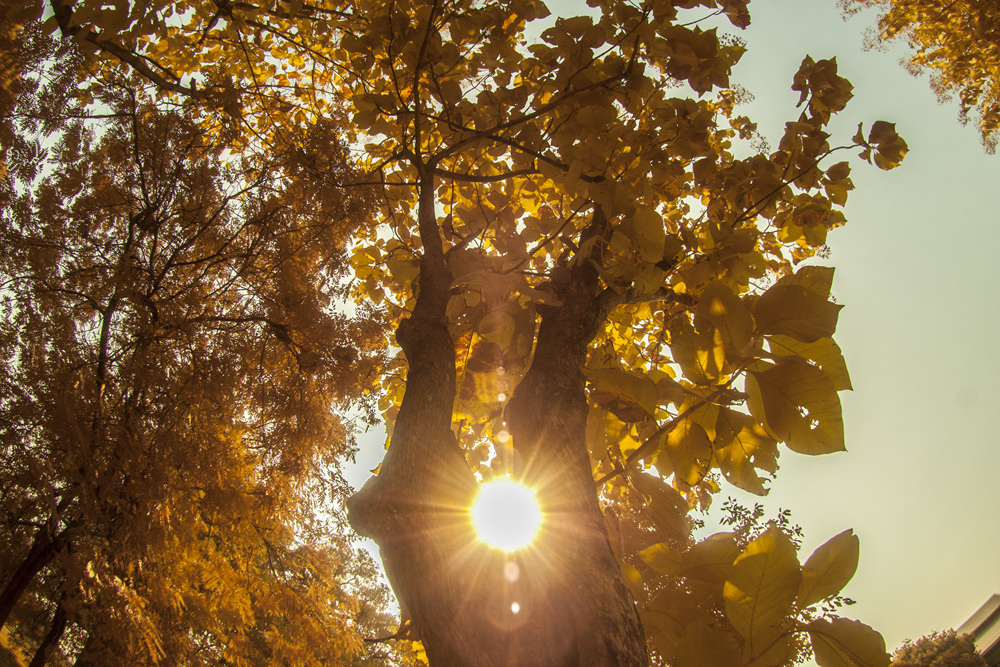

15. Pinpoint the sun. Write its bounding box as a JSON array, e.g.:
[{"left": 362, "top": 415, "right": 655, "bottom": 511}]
[{"left": 470, "top": 478, "right": 542, "bottom": 551}]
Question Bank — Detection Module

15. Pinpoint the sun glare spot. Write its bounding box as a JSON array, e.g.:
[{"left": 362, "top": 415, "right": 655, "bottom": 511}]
[
  {"left": 470, "top": 478, "right": 542, "bottom": 551},
  {"left": 511, "top": 602, "right": 521, "bottom": 614}
]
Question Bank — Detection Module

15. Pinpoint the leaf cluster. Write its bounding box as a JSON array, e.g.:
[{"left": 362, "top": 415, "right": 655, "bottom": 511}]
[
  {"left": 842, "top": 0, "right": 1000, "bottom": 153},
  {"left": 629, "top": 515, "right": 883, "bottom": 667},
  {"left": 891, "top": 631, "right": 987, "bottom": 667}
]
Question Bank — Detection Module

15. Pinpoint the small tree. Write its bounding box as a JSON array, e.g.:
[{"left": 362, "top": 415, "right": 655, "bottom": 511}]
[
  {"left": 892, "top": 630, "right": 987, "bottom": 667},
  {"left": 0, "top": 31, "right": 390, "bottom": 662}
]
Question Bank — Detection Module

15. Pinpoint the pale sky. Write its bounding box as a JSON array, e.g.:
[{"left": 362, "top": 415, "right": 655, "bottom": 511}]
[
  {"left": 719, "top": 0, "right": 1000, "bottom": 652},
  {"left": 346, "top": 0, "right": 1000, "bottom": 656}
]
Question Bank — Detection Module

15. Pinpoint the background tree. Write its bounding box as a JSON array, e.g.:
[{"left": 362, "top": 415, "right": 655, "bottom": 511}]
[
  {"left": 10, "top": 0, "right": 911, "bottom": 664},
  {"left": 891, "top": 630, "right": 987, "bottom": 667},
  {"left": 840, "top": 0, "right": 1000, "bottom": 153},
  {"left": 0, "top": 36, "right": 399, "bottom": 663}
]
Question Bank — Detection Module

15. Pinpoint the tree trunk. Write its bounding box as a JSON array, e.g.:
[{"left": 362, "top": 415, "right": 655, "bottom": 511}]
[
  {"left": 0, "top": 528, "right": 62, "bottom": 630},
  {"left": 348, "top": 183, "right": 646, "bottom": 664},
  {"left": 503, "top": 261, "right": 647, "bottom": 665},
  {"left": 29, "top": 596, "right": 68, "bottom": 667}
]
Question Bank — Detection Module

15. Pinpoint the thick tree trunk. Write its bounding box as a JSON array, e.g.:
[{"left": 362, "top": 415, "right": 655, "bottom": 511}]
[
  {"left": 503, "top": 263, "right": 647, "bottom": 665},
  {"left": 348, "top": 183, "right": 646, "bottom": 664}
]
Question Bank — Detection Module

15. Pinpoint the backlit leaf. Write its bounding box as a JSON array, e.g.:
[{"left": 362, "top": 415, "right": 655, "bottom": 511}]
[
  {"left": 808, "top": 618, "right": 890, "bottom": 667},
  {"left": 586, "top": 367, "right": 660, "bottom": 419},
  {"left": 723, "top": 527, "right": 801, "bottom": 651},
  {"left": 634, "top": 473, "right": 690, "bottom": 541},
  {"left": 478, "top": 310, "right": 516, "bottom": 349},
  {"left": 626, "top": 205, "right": 666, "bottom": 263},
  {"left": 714, "top": 408, "right": 779, "bottom": 496},
  {"left": 768, "top": 335, "right": 852, "bottom": 391},
  {"left": 673, "top": 620, "right": 741, "bottom": 667},
  {"left": 622, "top": 561, "right": 645, "bottom": 599},
  {"left": 678, "top": 532, "right": 739, "bottom": 587},
  {"left": 798, "top": 529, "right": 860, "bottom": 607},
  {"left": 639, "top": 542, "right": 683, "bottom": 576},
  {"left": 663, "top": 418, "right": 713, "bottom": 486},
  {"left": 696, "top": 281, "right": 754, "bottom": 353},
  {"left": 670, "top": 315, "right": 724, "bottom": 385},
  {"left": 746, "top": 360, "right": 845, "bottom": 455},
  {"left": 755, "top": 284, "right": 842, "bottom": 343}
]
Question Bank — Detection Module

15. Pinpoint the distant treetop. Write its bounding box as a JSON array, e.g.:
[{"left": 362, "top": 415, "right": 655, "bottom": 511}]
[{"left": 891, "top": 630, "right": 987, "bottom": 667}]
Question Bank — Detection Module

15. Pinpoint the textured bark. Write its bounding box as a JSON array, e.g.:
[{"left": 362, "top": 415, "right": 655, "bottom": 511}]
[
  {"left": 348, "top": 187, "right": 646, "bottom": 664},
  {"left": 503, "top": 261, "right": 647, "bottom": 666}
]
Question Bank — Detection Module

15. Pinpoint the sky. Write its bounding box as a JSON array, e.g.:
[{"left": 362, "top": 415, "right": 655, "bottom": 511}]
[
  {"left": 716, "top": 0, "right": 1000, "bottom": 651},
  {"left": 345, "top": 0, "right": 1000, "bottom": 656}
]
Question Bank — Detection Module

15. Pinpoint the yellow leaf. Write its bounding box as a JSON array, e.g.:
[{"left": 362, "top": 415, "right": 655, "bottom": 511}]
[
  {"left": 625, "top": 205, "right": 666, "bottom": 262},
  {"left": 798, "top": 529, "right": 860, "bottom": 607},
  {"left": 714, "top": 408, "right": 778, "bottom": 496},
  {"left": 678, "top": 532, "right": 739, "bottom": 587},
  {"left": 385, "top": 254, "right": 419, "bottom": 285},
  {"left": 639, "top": 542, "right": 683, "bottom": 576},
  {"left": 807, "top": 618, "right": 889, "bottom": 667},
  {"left": 632, "top": 263, "right": 667, "bottom": 297},
  {"left": 695, "top": 281, "right": 754, "bottom": 353},
  {"left": 478, "top": 311, "right": 515, "bottom": 349},
  {"left": 633, "top": 473, "right": 690, "bottom": 541},
  {"left": 585, "top": 367, "right": 660, "bottom": 419},
  {"left": 723, "top": 527, "right": 801, "bottom": 652},
  {"left": 663, "top": 419, "right": 712, "bottom": 486},
  {"left": 755, "top": 283, "right": 842, "bottom": 343},
  {"left": 767, "top": 335, "right": 852, "bottom": 391},
  {"left": 621, "top": 561, "right": 644, "bottom": 599},
  {"left": 746, "top": 359, "right": 845, "bottom": 455},
  {"left": 669, "top": 315, "right": 723, "bottom": 385},
  {"left": 779, "top": 265, "right": 835, "bottom": 297},
  {"left": 868, "top": 121, "right": 908, "bottom": 171},
  {"left": 673, "top": 620, "right": 741, "bottom": 667},
  {"left": 744, "top": 632, "right": 796, "bottom": 667}
]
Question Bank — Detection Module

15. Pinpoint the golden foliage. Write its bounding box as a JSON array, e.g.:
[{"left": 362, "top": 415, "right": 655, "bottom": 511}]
[
  {"left": 844, "top": 0, "right": 1000, "bottom": 152},
  {"left": 0, "top": 0, "right": 919, "bottom": 663},
  {"left": 0, "top": 54, "right": 389, "bottom": 663}
]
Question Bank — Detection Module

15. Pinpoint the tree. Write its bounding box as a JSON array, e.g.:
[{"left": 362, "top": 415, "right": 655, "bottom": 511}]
[
  {"left": 11, "top": 0, "right": 911, "bottom": 664},
  {"left": 841, "top": 0, "right": 1000, "bottom": 152},
  {"left": 0, "top": 27, "right": 395, "bottom": 663},
  {"left": 891, "top": 630, "right": 987, "bottom": 667}
]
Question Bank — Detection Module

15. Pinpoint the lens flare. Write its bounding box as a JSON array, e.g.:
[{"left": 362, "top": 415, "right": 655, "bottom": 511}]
[{"left": 470, "top": 478, "right": 542, "bottom": 551}]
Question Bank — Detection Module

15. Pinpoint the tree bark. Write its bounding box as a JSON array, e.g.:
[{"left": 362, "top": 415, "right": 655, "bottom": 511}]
[
  {"left": 0, "top": 527, "right": 63, "bottom": 630},
  {"left": 348, "top": 190, "right": 646, "bottom": 664},
  {"left": 502, "top": 259, "right": 647, "bottom": 665},
  {"left": 29, "top": 596, "right": 68, "bottom": 667}
]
